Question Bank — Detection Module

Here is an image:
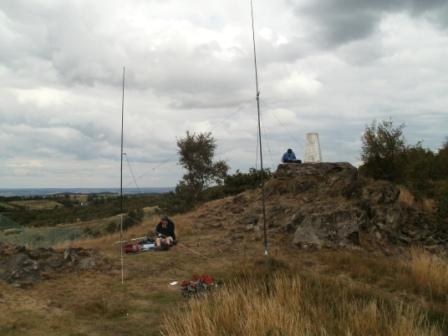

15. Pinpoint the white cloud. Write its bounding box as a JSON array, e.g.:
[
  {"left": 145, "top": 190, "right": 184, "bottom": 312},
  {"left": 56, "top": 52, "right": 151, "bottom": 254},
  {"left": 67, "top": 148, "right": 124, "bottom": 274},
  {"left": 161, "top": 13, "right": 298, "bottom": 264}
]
[{"left": 12, "top": 87, "right": 69, "bottom": 107}]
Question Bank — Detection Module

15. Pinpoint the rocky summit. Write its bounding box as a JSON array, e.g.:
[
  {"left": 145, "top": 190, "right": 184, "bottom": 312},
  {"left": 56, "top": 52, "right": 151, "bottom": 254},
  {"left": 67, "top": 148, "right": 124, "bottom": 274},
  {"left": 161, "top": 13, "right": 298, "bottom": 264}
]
[
  {"left": 0, "top": 242, "right": 110, "bottom": 287},
  {"left": 196, "top": 162, "right": 446, "bottom": 252}
]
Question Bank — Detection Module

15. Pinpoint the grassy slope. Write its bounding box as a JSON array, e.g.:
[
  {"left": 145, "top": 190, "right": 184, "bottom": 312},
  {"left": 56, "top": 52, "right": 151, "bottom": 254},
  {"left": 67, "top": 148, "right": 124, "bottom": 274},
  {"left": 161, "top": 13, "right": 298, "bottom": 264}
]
[
  {"left": 0, "top": 215, "right": 122, "bottom": 248},
  {"left": 0, "top": 196, "right": 447, "bottom": 335}
]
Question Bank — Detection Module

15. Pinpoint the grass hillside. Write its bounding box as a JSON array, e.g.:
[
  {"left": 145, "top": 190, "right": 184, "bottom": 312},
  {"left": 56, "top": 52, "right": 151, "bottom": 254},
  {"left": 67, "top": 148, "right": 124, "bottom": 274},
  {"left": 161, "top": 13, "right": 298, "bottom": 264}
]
[
  {"left": 1, "top": 161, "right": 447, "bottom": 335},
  {"left": 0, "top": 193, "right": 447, "bottom": 335}
]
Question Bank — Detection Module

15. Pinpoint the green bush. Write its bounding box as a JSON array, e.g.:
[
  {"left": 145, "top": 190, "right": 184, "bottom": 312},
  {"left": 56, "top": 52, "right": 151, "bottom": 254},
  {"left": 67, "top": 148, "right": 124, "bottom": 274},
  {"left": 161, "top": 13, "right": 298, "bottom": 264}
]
[
  {"left": 160, "top": 168, "right": 272, "bottom": 215},
  {"left": 223, "top": 168, "right": 271, "bottom": 195},
  {"left": 83, "top": 227, "right": 100, "bottom": 237},
  {"left": 359, "top": 120, "right": 406, "bottom": 181},
  {"left": 158, "top": 189, "right": 194, "bottom": 215},
  {"left": 360, "top": 120, "right": 448, "bottom": 231},
  {"left": 435, "top": 181, "right": 448, "bottom": 225},
  {"left": 106, "top": 221, "right": 117, "bottom": 233},
  {"left": 122, "top": 208, "right": 144, "bottom": 231}
]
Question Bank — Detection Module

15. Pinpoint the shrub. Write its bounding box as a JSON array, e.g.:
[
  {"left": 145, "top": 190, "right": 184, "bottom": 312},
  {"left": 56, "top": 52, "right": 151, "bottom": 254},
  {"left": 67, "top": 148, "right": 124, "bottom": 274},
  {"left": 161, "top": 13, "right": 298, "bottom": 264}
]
[
  {"left": 360, "top": 120, "right": 448, "bottom": 223},
  {"left": 105, "top": 221, "right": 117, "bottom": 233},
  {"left": 434, "top": 181, "right": 448, "bottom": 228},
  {"left": 360, "top": 120, "right": 406, "bottom": 181},
  {"left": 223, "top": 168, "right": 271, "bottom": 195},
  {"left": 122, "top": 208, "right": 144, "bottom": 231},
  {"left": 160, "top": 168, "right": 272, "bottom": 214}
]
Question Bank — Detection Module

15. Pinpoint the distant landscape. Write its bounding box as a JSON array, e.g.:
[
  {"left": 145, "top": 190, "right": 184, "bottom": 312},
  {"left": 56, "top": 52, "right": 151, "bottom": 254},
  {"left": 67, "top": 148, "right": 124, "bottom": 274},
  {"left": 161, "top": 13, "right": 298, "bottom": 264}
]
[{"left": 0, "top": 187, "right": 174, "bottom": 197}]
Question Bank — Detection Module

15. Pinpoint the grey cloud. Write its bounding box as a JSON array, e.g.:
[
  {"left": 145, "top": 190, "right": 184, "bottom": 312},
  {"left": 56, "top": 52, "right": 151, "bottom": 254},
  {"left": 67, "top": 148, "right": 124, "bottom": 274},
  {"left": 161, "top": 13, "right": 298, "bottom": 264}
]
[
  {"left": 294, "top": 0, "right": 448, "bottom": 48},
  {"left": 0, "top": 0, "right": 311, "bottom": 114},
  {"left": 2, "top": 0, "right": 309, "bottom": 109}
]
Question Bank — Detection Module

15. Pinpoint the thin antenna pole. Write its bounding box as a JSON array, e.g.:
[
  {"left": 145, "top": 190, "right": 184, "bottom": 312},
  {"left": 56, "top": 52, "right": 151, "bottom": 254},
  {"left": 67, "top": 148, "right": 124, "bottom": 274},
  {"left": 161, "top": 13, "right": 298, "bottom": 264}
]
[
  {"left": 250, "top": 0, "right": 268, "bottom": 256},
  {"left": 124, "top": 153, "right": 143, "bottom": 194},
  {"left": 120, "top": 66, "right": 125, "bottom": 284}
]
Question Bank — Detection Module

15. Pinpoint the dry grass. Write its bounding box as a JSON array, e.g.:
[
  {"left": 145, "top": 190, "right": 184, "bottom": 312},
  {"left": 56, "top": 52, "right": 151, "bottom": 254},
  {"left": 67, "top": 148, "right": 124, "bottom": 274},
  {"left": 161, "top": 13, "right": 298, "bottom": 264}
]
[
  {"left": 398, "top": 186, "right": 415, "bottom": 207},
  {"left": 2, "top": 192, "right": 448, "bottom": 336},
  {"left": 161, "top": 273, "right": 442, "bottom": 336},
  {"left": 318, "top": 249, "right": 448, "bottom": 302},
  {"left": 408, "top": 248, "right": 448, "bottom": 299},
  {"left": 161, "top": 250, "right": 448, "bottom": 336}
]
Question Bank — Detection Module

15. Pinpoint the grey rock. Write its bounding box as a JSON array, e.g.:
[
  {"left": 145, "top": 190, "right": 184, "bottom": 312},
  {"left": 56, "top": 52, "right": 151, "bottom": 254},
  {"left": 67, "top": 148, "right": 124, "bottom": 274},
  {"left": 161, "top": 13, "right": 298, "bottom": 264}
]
[
  {"left": 293, "top": 208, "right": 365, "bottom": 248},
  {"left": 78, "top": 257, "right": 96, "bottom": 270},
  {"left": 0, "top": 242, "right": 106, "bottom": 287}
]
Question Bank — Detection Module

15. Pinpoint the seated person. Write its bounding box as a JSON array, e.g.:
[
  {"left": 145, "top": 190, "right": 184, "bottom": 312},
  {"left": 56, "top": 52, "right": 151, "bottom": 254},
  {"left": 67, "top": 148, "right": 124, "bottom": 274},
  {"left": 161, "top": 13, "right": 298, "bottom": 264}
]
[
  {"left": 281, "top": 148, "right": 301, "bottom": 163},
  {"left": 155, "top": 215, "right": 176, "bottom": 248}
]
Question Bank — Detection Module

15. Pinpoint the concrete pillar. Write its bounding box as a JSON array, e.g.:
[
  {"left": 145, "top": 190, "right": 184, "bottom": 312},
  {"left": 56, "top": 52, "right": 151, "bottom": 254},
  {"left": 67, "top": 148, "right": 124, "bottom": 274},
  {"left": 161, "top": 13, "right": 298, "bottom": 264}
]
[{"left": 304, "top": 133, "right": 322, "bottom": 163}]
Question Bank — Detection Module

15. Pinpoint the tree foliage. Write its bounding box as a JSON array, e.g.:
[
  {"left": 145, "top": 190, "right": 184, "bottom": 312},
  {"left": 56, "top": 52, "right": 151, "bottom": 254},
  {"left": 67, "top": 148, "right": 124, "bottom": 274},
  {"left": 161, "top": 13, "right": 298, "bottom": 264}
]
[
  {"left": 360, "top": 121, "right": 448, "bottom": 227},
  {"left": 360, "top": 120, "right": 406, "bottom": 181},
  {"left": 176, "top": 131, "right": 229, "bottom": 205}
]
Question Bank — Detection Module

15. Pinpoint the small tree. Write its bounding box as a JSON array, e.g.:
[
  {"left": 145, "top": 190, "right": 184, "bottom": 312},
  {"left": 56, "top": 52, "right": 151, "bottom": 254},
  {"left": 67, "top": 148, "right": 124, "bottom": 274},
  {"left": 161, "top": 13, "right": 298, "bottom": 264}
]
[
  {"left": 360, "top": 120, "right": 406, "bottom": 181},
  {"left": 177, "top": 131, "right": 229, "bottom": 204}
]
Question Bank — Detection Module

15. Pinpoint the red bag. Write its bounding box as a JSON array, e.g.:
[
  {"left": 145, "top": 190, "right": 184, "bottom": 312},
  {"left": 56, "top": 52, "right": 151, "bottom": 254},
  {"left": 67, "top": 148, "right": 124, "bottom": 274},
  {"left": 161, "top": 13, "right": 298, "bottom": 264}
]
[
  {"left": 124, "top": 243, "right": 141, "bottom": 253},
  {"left": 199, "top": 275, "right": 214, "bottom": 285},
  {"left": 189, "top": 274, "right": 214, "bottom": 285}
]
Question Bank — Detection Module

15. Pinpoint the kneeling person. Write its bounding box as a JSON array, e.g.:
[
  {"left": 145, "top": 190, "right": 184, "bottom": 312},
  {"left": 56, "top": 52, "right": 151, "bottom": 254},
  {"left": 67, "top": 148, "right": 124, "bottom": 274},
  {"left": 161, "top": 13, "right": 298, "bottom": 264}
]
[
  {"left": 282, "top": 148, "right": 301, "bottom": 164},
  {"left": 155, "top": 215, "right": 176, "bottom": 248}
]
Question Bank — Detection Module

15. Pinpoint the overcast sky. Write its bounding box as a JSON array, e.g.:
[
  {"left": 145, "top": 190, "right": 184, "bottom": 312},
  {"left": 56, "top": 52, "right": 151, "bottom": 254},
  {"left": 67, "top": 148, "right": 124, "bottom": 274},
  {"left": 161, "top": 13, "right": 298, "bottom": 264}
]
[{"left": 1, "top": 0, "right": 447, "bottom": 188}]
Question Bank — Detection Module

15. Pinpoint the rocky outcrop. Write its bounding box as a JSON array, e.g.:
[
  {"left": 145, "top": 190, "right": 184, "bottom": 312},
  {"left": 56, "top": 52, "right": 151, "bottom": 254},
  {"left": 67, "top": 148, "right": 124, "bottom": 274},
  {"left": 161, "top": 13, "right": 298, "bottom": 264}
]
[
  {"left": 269, "top": 162, "right": 359, "bottom": 198},
  {"left": 0, "top": 242, "right": 110, "bottom": 287},
  {"left": 192, "top": 162, "right": 446, "bottom": 251},
  {"left": 292, "top": 206, "right": 365, "bottom": 248},
  {"left": 217, "top": 162, "right": 445, "bottom": 250},
  {"left": 271, "top": 163, "right": 445, "bottom": 249}
]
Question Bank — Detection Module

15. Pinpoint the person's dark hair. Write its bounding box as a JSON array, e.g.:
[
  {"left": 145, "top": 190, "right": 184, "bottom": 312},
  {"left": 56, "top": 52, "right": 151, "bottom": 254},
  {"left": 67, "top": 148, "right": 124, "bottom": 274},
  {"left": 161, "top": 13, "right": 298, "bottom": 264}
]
[
  {"left": 287, "top": 148, "right": 292, "bottom": 153},
  {"left": 160, "top": 214, "right": 169, "bottom": 221}
]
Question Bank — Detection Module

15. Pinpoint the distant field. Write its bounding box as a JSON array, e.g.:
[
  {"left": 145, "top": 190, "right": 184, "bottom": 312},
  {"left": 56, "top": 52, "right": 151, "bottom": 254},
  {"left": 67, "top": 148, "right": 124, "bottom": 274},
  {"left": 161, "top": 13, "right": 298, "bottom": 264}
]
[
  {"left": 2, "top": 194, "right": 162, "bottom": 227},
  {"left": 0, "top": 215, "right": 120, "bottom": 248},
  {"left": 8, "top": 200, "right": 64, "bottom": 210},
  {"left": 0, "top": 213, "right": 157, "bottom": 248},
  {"left": 143, "top": 205, "right": 161, "bottom": 218},
  {"left": 0, "top": 202, "right": 15, "bottom": 210},
  {"left": 67, "top": 194, "right": 89, "bottom": 202}
]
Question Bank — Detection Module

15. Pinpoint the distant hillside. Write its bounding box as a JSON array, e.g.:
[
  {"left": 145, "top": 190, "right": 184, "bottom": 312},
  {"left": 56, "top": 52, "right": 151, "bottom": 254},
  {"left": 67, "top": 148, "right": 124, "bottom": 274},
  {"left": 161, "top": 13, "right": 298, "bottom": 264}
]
[{"left": 0, "top": 187, "right": 174, "bottom": 197}]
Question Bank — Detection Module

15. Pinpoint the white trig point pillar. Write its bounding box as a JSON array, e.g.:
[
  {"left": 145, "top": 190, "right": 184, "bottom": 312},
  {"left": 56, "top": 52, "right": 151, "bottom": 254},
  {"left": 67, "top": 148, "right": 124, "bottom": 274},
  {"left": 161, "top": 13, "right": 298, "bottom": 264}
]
[{"left": 304, "top": 133, "right": 322, "bottom": 163}]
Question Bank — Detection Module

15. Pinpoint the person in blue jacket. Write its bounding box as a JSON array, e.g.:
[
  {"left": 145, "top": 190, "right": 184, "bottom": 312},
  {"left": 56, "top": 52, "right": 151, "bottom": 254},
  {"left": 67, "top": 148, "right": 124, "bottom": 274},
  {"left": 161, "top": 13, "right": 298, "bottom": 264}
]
[{"left": 282, "top": 148, "right": 301, "bottom": 163}]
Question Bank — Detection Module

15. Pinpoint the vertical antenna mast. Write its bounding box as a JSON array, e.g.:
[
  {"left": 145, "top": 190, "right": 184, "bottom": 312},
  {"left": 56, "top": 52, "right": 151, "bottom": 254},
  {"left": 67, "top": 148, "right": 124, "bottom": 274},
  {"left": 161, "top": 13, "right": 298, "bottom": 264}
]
[
  {"left": 120, "top": 66, "right": 125, "bottom": 284},
  {"left": 250, "top": 0, "right": 268, "bottom": 256}
]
